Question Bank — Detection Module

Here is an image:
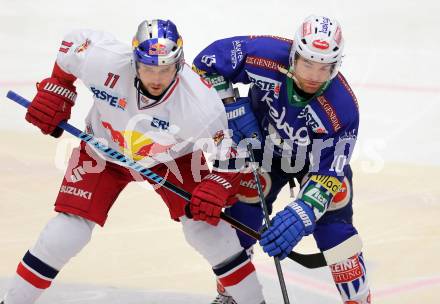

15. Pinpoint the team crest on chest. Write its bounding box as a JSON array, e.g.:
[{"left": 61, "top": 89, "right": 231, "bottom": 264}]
[{"left": 138, "top": 94, "right": 154, "bottom": 110}]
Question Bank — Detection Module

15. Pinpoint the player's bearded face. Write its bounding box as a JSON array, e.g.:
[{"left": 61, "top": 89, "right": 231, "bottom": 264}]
[
  {"left": 137, "top": 63, "right": 177, "bottom": 96},
  {"left": 293, "top": 57, "right": 333, "bottom": 94}
]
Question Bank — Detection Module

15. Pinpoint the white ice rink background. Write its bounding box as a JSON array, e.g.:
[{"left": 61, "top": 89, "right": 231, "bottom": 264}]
[{"left": 0, "top": 0, "right": 439, "bottom": 303}]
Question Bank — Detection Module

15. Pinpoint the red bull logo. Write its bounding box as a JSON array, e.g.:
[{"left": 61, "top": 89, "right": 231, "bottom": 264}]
[
  {"left": 212, "top": 130, "right": 225, "bottom": 145},
  {"left": 149, "top": 42, "right": 167, "bottom": 55},
  {"left": 101, "top": 121, "right": 173, "bottom": 161},
  {"left": 102, "top": 121, "right": 126, "bottom": 148},
  {"left": 134, "top": 141, "right": 172, "bottom": 158},
  {"left": 75, "top": 38, "right": 91, "bottom": 53}
]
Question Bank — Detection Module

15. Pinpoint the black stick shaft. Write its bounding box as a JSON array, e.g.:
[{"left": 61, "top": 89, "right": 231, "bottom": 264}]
[{"left": 247, "top": 144, "right": 291, "bottom": 304}]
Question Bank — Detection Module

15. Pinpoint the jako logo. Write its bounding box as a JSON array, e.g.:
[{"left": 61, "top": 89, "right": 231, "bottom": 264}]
[{"left": 90, "top": 87, "right": 127, "bottom": 111}]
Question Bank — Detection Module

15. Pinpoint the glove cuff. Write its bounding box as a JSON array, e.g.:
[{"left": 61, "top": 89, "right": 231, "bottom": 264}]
[
  {"left": 52, "top": 62, "right": 77, "bottom": 85},
  {"left": 204, "top": 171, "right": 242, "bottom": 203},
  {"left": 204, "top": 171, "right": 241, "bottom": 190}
]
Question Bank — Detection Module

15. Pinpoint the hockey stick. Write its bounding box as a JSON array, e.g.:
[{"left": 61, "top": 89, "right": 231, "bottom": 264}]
[
  {"left": 247, "top": 143, "right": 290, "bottom": 304},
  {"left": 6, "top": 90, "right": 362, "bottom": 268}
]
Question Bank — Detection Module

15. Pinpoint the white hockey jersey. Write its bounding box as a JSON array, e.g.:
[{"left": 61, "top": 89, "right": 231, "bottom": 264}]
[{"left": 55, "top": 29, "right": 228, "bottom": 169}]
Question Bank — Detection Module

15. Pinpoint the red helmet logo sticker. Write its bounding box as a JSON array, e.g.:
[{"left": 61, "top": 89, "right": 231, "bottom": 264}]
[
  {"left": 302, "top": 22, "right": 312, "bottom": 37},
  {"left": 312, "top": 39, "right": 330, "bottom": 50},
  {"left": 334, "top": 27, "right": 342, "bottom": 46}
]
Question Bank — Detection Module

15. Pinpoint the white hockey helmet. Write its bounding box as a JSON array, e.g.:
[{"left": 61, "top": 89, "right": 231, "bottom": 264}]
[{"left": 290, "top": 15, "right": 344, "bottom": 79}]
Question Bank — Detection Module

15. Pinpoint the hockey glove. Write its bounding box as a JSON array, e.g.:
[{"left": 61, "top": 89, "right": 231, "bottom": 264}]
[
  {"left": 225, "top": 98, "right": 262, "bottom": 146},
  {"left": 26, "top": 69, "right": 76, "bottom": 137},
  {"left": 259, "top": 200, "right": 316, "bottom": 260},
  {"left": 190, "top": 172, "right": 241, "bottom": 226}
]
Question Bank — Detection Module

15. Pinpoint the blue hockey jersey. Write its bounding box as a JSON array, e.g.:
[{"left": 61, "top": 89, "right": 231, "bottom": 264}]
[{"left": 193, "top": 35, "right": 359, "bottom": 179}]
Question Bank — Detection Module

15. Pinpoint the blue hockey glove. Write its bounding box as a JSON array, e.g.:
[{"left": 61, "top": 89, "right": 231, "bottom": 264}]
[
  {"left": 259, "top": 200, "right": 316, "bottom": 260},
  {"left": 225, "top": 98, "right": 262, "bottom": 145}
]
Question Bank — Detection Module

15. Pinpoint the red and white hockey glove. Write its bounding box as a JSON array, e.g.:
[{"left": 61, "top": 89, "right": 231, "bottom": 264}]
[
  {"left": 190, "top": 172, "right": 241, "bottom": 226},
  {"left": 26, "top": 65, "right": 77, "bottom": 137}
]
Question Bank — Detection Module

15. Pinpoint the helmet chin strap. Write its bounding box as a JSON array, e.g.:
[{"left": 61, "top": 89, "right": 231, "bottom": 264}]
[
  {"left": 278, "top": 65, "right": 308, "bottom": 92},
  {"left": 291, "top": 75, "right": 304, "bottom": 91},
  {"left": 280, "top": 65, "right": 331, "bottom": 93},
  {"left": 279, "top": 65, "right": 332, "bottom": 107},
  {"left": 278, "top": 65, "right": 295, "bottom": 79}
]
